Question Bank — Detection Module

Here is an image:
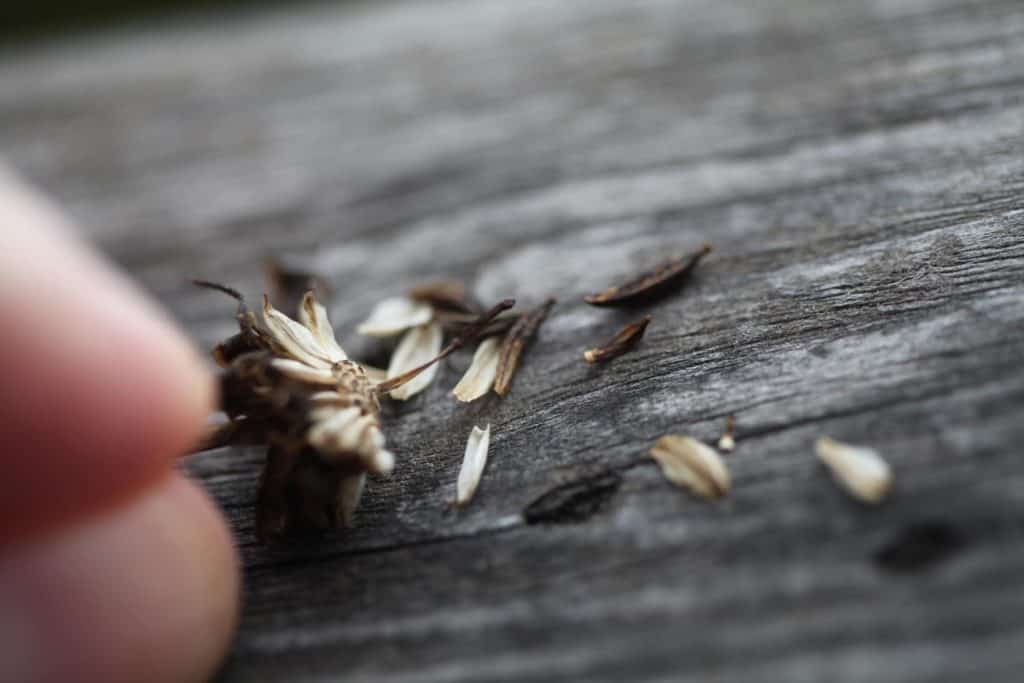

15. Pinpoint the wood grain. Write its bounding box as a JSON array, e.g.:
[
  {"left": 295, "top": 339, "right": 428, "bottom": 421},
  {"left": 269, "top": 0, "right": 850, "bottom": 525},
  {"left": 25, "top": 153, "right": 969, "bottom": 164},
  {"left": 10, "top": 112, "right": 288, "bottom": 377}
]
[{"left": 3, "top": 0, "right": 1024, "bottom": 680}]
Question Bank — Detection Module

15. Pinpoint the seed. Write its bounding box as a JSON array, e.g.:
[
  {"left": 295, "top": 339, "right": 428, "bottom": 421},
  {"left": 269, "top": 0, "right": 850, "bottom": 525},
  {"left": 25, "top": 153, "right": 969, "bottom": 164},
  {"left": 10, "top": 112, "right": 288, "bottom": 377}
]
[
  {"left": 494, "top": 298, "right": 556, "bottom": 396},
  {"left": 650, "top": 434, "right": 730, "bottom": 500},
  {"left": 583, "top": 315, "right": 651, "bottom": 363},
  {"left": 385, "top": 322, "right": 444, "bottom": 400},
  {"left": 357, "top": 297, "right": 434, "bottom": 337},
  {"left": 455, "top": 424, "right": 491, "bottom": 506},
  {"left": 584, "top": 243, "right": 711, "bottom": 307},
  {"left": 815, "top": 436, "right": 892, "bottom": 504},
  {"left": 453, "top": 337, "right": 502, "bottom": 402}
]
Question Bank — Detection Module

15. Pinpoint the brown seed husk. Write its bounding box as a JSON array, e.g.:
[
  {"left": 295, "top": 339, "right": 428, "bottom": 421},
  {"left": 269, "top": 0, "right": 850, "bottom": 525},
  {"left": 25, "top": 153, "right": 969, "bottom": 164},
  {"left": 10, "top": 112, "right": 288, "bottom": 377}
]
[
  {"left": 583, "top": 315, "right": 651, "bottom": 364},
  {"left": 494, "top": 298, "right": 556, "bottom": 396},
  {"left": 584, "top": 243, "right": 712, "bottom": 307},
  {"left": 650, "top": 434, "right": 730, "bottom": 500}
]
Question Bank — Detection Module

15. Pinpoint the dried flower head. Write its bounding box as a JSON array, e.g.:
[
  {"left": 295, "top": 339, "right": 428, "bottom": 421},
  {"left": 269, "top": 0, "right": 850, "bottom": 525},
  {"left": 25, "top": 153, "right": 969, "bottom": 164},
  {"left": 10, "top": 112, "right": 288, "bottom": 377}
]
[
  {"left": 815, "top": 436, "right": 892, "bottom": 504},
  {"left": 650, "top": 434, "right": 730, "bottom": 500},
  {"left": 196, "top": 279, "right": 511, "bottom": 541}
]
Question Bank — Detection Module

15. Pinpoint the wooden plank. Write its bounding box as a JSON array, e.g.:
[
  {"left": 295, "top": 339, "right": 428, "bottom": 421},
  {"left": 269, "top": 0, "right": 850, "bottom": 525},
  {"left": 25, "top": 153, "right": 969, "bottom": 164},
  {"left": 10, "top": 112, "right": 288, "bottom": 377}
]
[{"left": 2, "top": 0, "right": 1024, "bottom": 680}]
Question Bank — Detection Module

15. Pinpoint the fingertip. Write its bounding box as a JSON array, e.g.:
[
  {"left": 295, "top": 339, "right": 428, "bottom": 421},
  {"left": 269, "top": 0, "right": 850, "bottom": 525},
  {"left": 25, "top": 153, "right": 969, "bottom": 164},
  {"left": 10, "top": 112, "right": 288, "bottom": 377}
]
[
  {"left": 0, "top": 171, "right": 216, "bottom": 541},
  {"left": 0, "top": 474, "right": 240, "bottom": 683}
]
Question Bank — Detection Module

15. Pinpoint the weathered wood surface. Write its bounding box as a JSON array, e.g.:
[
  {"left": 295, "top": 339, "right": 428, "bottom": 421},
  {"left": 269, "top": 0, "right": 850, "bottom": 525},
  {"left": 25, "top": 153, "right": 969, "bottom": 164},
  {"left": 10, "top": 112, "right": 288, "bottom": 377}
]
[{"left": 3, "top": 0, "right": 1024, "bottom": 680}]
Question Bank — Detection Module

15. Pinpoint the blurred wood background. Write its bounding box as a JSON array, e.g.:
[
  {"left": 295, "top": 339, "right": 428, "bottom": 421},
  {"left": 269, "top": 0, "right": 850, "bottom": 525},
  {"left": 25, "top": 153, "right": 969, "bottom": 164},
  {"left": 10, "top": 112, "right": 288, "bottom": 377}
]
[{"left": 3, "top": 0, "right": 1024, "bottom": 680}]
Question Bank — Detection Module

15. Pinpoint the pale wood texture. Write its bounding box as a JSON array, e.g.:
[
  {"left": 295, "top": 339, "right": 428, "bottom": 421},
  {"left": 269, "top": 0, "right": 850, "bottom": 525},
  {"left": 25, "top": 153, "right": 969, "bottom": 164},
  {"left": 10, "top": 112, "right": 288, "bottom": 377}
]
[{"left": 3, "top": 1, "right": 1024, "bottom": 680}]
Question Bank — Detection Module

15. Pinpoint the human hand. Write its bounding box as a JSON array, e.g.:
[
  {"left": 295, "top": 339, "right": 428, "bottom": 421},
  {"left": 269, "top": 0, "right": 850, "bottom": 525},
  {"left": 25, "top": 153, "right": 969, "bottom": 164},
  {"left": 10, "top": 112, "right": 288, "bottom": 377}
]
[{"left": 0, "top": 168, "right": 239, "bottom": 682}]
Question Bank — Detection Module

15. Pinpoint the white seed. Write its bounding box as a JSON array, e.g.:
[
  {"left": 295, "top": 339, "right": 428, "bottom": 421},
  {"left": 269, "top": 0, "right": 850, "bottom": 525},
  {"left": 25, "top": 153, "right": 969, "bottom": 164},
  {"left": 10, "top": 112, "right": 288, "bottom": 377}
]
[
  {"left": 452, "top": 337, "right": 501, "bottom": 402},
  {"left": 717, "top": 433, "right": 736, "bottom": 453},
  {"left": 650, "top": 435, "right": 730, "bottom": 500},
  {"left": 299, "top": 292, "right": 347, "bottom": 362},
  {"left": 386, "top": 321, "right": 443, "bottom": 400},
  {"left": 336, "top": 473, "right": 366, "bottom": 527},
  {"left": 456, "top": 424, "right": 491, "bottom": 506},
  {"left": 356, "top": 297, "right": 433, "bottom": 337},
  {"left": 815, "top": 436, "right": 892, "bottom": 504},
  {"left": 261, "top": 296, "right": 335, "bottom": 368}
]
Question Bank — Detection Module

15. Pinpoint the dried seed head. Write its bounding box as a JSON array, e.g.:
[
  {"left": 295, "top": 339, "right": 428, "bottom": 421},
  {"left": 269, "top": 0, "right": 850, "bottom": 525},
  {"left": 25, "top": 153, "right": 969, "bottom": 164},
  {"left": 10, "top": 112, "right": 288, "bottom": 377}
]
[
  {"left": 357, "top": 297, "right": 434, "bottom": 337},
  {"left": 456, "top": 424, "right": 491, "bottom": 506},
  {"left": 583, "top": 315, "right": 651, "bottom": 364},
  {"left": 385, "top": 321, "right": 444, "bottom": 400},
  {"left": 650, "top": 435, "right": 730, "bottom": 500},
  {"left": 815, "top": 436, "right": 892, "bottom": 504},
  {"left": 584, "top": 243, "right": 712, "bottom": 307},
  {"left": 717, "top": 415, "right": 736, "bottom": 453},
  {"left": 453, "top": 337, "right": 502, "bottom": 402}
]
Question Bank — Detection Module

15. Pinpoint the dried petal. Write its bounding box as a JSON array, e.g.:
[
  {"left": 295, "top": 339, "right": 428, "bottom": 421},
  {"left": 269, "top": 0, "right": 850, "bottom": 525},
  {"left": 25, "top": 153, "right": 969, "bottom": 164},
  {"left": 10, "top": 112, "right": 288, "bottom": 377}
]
[
  {"left": 375, "top": 299, "right": 515, "bottom": 396},
  {"left": 494, "top": 298, "right": 556, "bottom": 396},
  {"left": 357, "top": 297, "right": 433, "bottom": 337},
  {"left": 386, "top": 321, "right": 444, "bottom": 400},
  {"left": 262, "top": 295, "right": 334, "bottom": 368},
  {"left": 815, "top": 437, "right": 892, "bottom": 504},
  {"left": 336, "top": 473, "right": 366, "bottom": 527},
  {"left": 409, "top": 280, "right": 481, "bottom": 315},
  {"left": 456, "top": 424, "right": 491, "bottom": 506},
  {"left": 717, "top": 416, "right": 736, "bottom": 453},
  {"left": 585, "top": 243, "right": 712, "bottom": 307},
  {"left": 269, "top": 358, "right": 338, "bottom": 386},
  {"left": 299, "top": 292, "right": 347, "bottom": 361},
  {"left": 453, "top": 337, "right": 502, "bottom": 402},
  {"left": 650, "top": 435, "right": 730, "bottom": 499},
  {"left": 359, "top": 364, "right": 388, "bottom": 384},
  {"left": 583, "top": 315, "right": 651, "bottom": 364}
]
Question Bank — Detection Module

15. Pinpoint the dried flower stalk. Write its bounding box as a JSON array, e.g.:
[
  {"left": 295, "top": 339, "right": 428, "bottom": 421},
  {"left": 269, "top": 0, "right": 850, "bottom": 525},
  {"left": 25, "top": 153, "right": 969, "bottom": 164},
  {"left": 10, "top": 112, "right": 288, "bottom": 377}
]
[
  {"left": 650, "top": 434, "right": 730, "bottom": 500},
  {"left": 815, "top": 436, "right": 892, "bottom": 504},
  {"left": 583, "top": 315, "right": 651, "bottom": 363},
  {"left": 494, "top": 298, "right": 556, "bottom": 396},
  {"left": 453, "top": 337, "right": 501, "bottom": 402},
  {"left": 456, "top": 424, "right": 491, "bottom": 506},
  {"left": 584, "top": 243, "right": 712, "bottom": 307},
  {"left": 717, "top": 415, "right": 736, "bottom": 453}
]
